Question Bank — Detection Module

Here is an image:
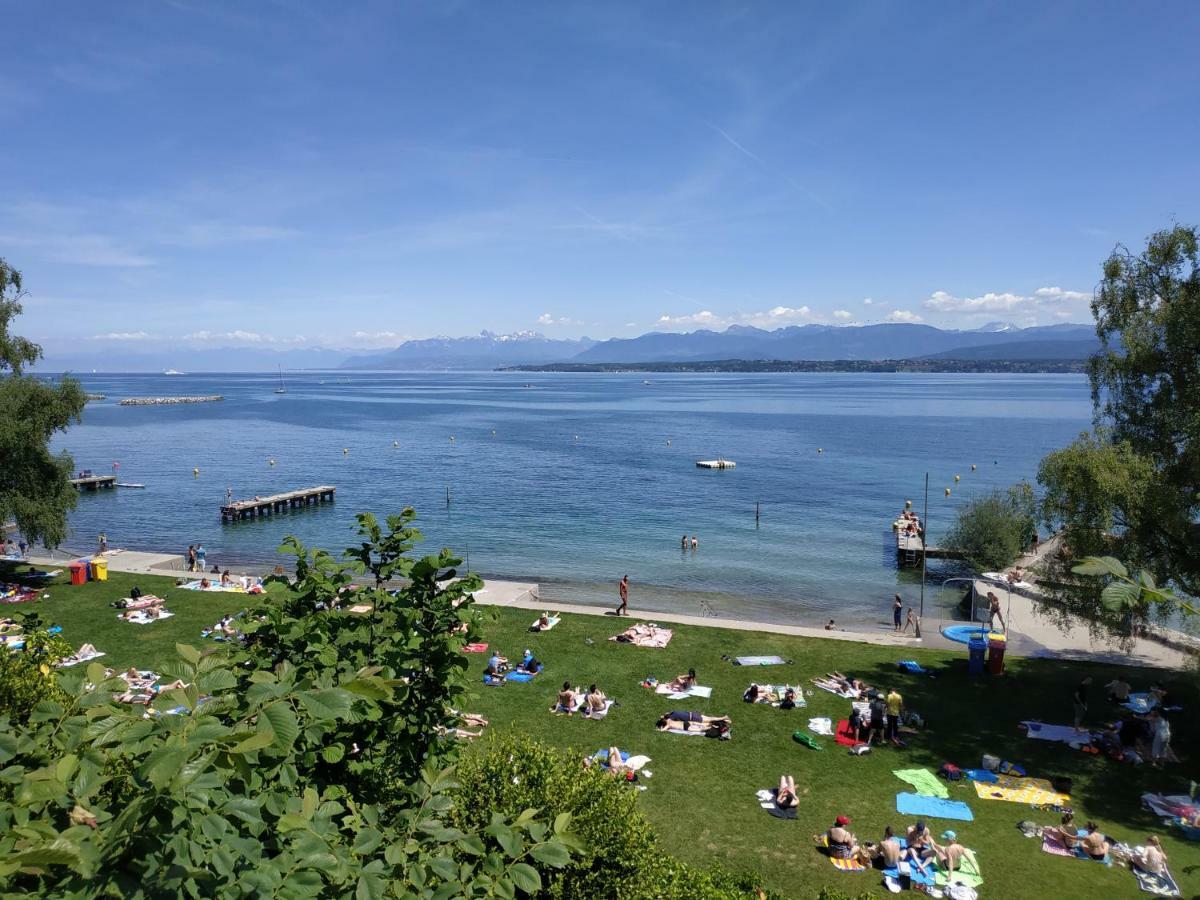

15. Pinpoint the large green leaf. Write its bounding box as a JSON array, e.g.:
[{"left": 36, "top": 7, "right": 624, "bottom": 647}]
[
  {"left": 508, "top": 862, "right": 541, "bottom": 894},
  {"left": 262, "top": 703, "right": 300, "bottom": 750},
  {"left": 529, "top": 841, "right": 571, "bottom": 868},
  {"left": 1101, "top": 581, "right": 1141, "bottom": 611},
  {"left": 298, "top": 689, "right": 353, "bottom": 722},
  {"left": 142, "top": 746, "right": 190, "bottom": 789}
]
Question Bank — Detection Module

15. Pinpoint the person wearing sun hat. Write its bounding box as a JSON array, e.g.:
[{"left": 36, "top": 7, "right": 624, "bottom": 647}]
[
  {"left": 825, "top": 815, "right": 872, "bottom": 865},
  {"left": 934, "top": 830, "right": 965, "bottom": 875}
]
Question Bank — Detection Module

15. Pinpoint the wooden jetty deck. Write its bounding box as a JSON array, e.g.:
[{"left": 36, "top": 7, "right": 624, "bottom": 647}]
[
  {"left": 70, "top": 474, "right": 117, "bottom": 491},
  {"left": 895, "top": 529, "right": 964, "bottom": 565},
  {"left": 696, "top": 459, "right": 736, "bottom": 469},
  {"left": 221, "top": 486, "right": 336, "bottom": 522}
]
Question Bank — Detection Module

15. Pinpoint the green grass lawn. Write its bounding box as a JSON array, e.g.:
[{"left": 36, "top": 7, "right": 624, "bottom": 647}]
[{"left": 4, "top": 562, "right": 1198, "bottom": 899}]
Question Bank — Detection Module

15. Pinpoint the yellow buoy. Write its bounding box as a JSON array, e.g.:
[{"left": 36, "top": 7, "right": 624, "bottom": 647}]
[
  {"left": 945, "top": 487, "right": 951, "bottom": 496},
  {"left": 193, "top": 467, "right": 199, "bottom": 477},
  {"left": 954, "top": 474, "right": 960, "bottom": 482}
]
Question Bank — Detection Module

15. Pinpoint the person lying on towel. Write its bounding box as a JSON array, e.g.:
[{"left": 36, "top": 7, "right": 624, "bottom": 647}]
[
  {"left": 776, "top": 775, "right": 799, "bottom": 809},
  {"left": 656, "top": 710, "right": 730, "bottom": 736}
]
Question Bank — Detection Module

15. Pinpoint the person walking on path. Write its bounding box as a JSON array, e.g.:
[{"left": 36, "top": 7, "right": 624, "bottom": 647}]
[
  {"left": 616, "top": 575, "right": 629, "bottom": 616},
  {"left": 903, "top": 607, "right": 921, "bottom": 638},
  {"left": 1073, "top": 677, "right": 1092, "bottom": 733},
  {"left": 986, "top": 592, "right": 1005, "bottom": 632},
  {"left": 893, "top": 595, "right": 903, "bottom": 632}
]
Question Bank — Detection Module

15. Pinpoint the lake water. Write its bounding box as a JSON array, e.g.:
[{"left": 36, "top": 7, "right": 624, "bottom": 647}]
[{"left": 49, "top": 372, "right": 1091, "bottom": 625}]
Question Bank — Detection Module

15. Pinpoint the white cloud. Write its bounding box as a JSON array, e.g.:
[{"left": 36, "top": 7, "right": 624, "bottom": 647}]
[
  {"left": 183, "top": 330, "right": 309, "bottom": 346},
  {"left": 740, "top": 305, "right": 814, "bottom": 328},
  {"left": 349, "top": 330, "right": 407, "bottom": 348},
  {"left": 89, "top": 331, "right": 155, "bottom": 341},
  {"left": 656, "top": 310, "right": 730, "bottom": 330},
  {"left": 832, "top": 310, "right": 853, "bottom": 320},
  {"left": 624, "top": 322, "right": 638, "bottom": 328},
  {"left": 921, "top": 286, "right": 1092, "bottom": 323},
  {"left": 883, "top": 309, "right": 924, "bottom": 324},
  {"left": 536, "top": 313, "right": 582, "bottom": 327},
  {"left": 862, "top": 297, "right": 874, "bottom": 306}
]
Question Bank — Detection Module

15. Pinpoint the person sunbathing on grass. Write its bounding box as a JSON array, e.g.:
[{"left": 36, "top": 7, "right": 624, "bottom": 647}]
[
  {"left": 874, "top": 826, "right": 902, "bottom": 868},
  {"left": 822, "top": 816, "right": 872, "bottom": 865},
  {"left": 656, "top": 710, "right": 730, "bottom": 732},
  {"left": 1044, "top": 812, "right": 1080, "bottom": 848},
  {"left": 775, "top": 775, "right": 799, "bottom": 809},
  {"left": 553, "top": 681, "right": 578, "bottom": 714},
  {"left": 1133, "top": 835, "right": 1168, "bottom": 876},
  {"left": 930, "top": 831, "right": 965, "bottom": 874},
  {"left": 667, "top": 668, "right": 697, "bottom": 692},
  {"left": 1080, "top": 822, "right": 1110, "bottom": 860},
  {"left": 452, "top": 711, "right": 489, "bottom": 728},
  {"left": 584, "top": 685, "right": 607, "bottom": 713}
]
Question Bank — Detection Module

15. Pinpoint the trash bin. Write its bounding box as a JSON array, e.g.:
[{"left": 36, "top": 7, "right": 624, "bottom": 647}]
[
  {"left": 987, "top": 637, "right": 1006, "bottom": 675},
  {"left": 68, "top": 561, "right": 87, "bottom": 586},
  {"left": 90, "top": 558, "right": 108, "bottom": 581},
  {"left": 967, "top": 636, "right": 986, "bottom": 675}
]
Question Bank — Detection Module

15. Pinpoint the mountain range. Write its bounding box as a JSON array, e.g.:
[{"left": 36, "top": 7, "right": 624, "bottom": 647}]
[
  {"left": 340, "top": 322, "right": 1099, "bottom": 369},
  {"left": 32, "top": 323, "right": 1099, "bottom": 372}
]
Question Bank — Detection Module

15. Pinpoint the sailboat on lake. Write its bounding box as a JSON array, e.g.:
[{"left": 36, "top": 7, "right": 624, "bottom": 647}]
[{"left": 275, "top": 366, "right": 287, "bottom": 394}]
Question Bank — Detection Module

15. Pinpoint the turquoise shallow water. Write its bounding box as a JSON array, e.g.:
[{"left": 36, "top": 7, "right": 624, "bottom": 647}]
[{"left": 48, "top": 372, "right": 1090, "bottom": 625}]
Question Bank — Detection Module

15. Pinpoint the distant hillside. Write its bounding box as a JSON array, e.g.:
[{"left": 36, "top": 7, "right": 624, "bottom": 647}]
[
  {"left": 922, "top": 338, "right": 1100, "bottom": 361},
  {"left": 571, "top": 323, "right": 1096, "bottom": 363},
  {"left": 502, "top": 358, "right": 1089, "bottom": 374},
  {"left": 340, "top": 331, "right": 595, "bottom": 370}
]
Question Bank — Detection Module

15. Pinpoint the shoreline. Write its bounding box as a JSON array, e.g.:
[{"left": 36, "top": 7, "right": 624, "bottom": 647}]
[{"left": 18, "top": 540, "right": 1195, "bottom": 669}]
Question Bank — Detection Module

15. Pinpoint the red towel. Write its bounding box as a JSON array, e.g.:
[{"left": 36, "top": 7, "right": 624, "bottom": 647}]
[
  {"left": 835, "top": 720, "right": 861, "bottom": 747},
  {"left": 462, "top": 642, "right": 489, "bottom": 653}
]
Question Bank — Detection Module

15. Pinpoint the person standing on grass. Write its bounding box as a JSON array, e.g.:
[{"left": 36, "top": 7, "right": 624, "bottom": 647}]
[
  {"left": 893, "top": 594, "right": 903, "bottom": 632},
  {"left": 616, "top": 575, "right": 629, "bottom": 616},
  {"left": 886, "top": 687, "right": 904, "bottom": 744},
  {"left": 1073, "top": 676, "right": 1092, "bottom": 733}
]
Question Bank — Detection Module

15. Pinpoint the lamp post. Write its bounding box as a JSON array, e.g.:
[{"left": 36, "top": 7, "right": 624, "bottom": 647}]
[{"left": 919, "top": 472, "right": 929, "bottom": 618}]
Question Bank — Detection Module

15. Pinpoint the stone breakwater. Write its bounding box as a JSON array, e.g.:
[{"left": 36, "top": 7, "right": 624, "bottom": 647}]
[{"left": 119, "top": 395, "right": 224, "bottom": 406}]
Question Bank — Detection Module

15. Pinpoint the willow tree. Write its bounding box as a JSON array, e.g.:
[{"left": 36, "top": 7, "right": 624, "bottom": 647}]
[
  {"left": 0, "top": 259, "right": 86, "bottom": 548},
  {"left": 1038, "top": 224, "right": 1200, "bottom": 626}
]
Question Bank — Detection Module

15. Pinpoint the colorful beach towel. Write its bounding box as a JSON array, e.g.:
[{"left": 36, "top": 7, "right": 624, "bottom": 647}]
[
  {"left": 1142, "top": 794, "right": 1199, "bottom": 821},
  {"left": 1041, "top": 832, "right": 1111, "bottom": 865},
  {"left": 733, "top": 655, "right": 790, "bottom": 666},
  {"left": 180, "top": 580, "right": 246, "bottom": 593},
  {"left": 834, "top": 719, "right": 861, "bottom": 747},
  {"left": 816, "top": 836, "right": 868, "bottom": 872},
  {"left": 896, "top": 793, "right": 974, "bottom": 821},
  {"left": 894, "top": 768, "right": 950, "bottom": 799},
  {"left": 812, "top": 679, "right": 858, "bottom": 699},
  {"left": 934, "top": 848, "right": 983, "bottom": 889},
  {"left": 530, "top": 616, "right": 561, "bottom": 631},
  {"left": 1134, "top": 866, "right": 1182, "bottom": 897},
  {"left": 462, "top": 643, "right": 489, "bottom": 653},
  {"left": 973, "top": 775, "right": 1069, "bottom": 807}
]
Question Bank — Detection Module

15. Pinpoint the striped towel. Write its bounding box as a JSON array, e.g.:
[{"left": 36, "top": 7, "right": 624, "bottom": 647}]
[{"left": 817, "top": 835, "right": 868, "bottom": 872}]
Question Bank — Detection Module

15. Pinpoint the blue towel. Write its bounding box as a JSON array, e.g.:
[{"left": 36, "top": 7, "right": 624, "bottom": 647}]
[
  {"left": 964, "top": 768, "right": 997, "bottom": 783},
  {"left": 896, "top": 792, "right": 974, "bottom": 821},
  {"left": 482, "top": 674, "right": 504, "bottom": 686},
  {"left": 590, "top": 749, "right": 630, "bottom": 763},
  {"left": 898, "top": 660, "right": 928, "bottom": 674},
  {"left": 506, "top": 671, "right": 536, "bottom": 683}
]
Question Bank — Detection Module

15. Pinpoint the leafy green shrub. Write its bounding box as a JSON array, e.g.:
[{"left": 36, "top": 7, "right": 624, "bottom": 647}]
[
  {"left": 0, "top": 652, "right": 67, "bottom": 724},
  {"left": 454, "top": 734, "right": 780, "bottom": 899}
]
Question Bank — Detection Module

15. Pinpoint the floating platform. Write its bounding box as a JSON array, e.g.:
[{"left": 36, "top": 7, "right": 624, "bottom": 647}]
[
  {"left": 70, "top": 475, "right": 116, "bottom": 491},
  {"left": 120, "top": 395, "right": 224, "bottom": 406},
  {"left": 696, "top": 459, "right": 736, "bottom": 469},
  {"left": 221, "top": 486, "right": 336, "bottom": 522}
]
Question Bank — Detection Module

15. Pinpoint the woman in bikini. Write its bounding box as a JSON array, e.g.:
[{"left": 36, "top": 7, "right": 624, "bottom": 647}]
[
  {"left": 555, "top": 681, "right": 577, "bottom": 714},
  {"left": 667, "top": 668, "right": 697, "bottom": 692},
  {"left": 656, "top": 710, "right": 730, "bottom": 731},
  {"left": 776, "top": 775, "right": 799, "bottom": 809}
]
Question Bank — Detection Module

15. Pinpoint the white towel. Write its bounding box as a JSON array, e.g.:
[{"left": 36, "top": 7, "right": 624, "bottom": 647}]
[
  {"left": 655, "top": 684, "right": 713, "bottom": 699},
  {"left": 808, "top": 717, "right": 834, "bottom": 736}
]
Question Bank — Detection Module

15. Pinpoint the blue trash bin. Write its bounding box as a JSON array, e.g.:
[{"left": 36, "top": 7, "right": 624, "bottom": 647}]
[{"left": 967, "top": 636, "right": 986, "bottom": 675}]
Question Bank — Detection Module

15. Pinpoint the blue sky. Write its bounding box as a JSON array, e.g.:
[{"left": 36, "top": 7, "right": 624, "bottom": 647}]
[{"left": 3, "top": 1, "right": 1198, "bottom": 355}]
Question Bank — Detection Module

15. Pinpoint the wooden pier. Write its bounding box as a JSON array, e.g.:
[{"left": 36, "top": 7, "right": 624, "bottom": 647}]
[
  {"left": 221, "top": 486, "right": 336, "bottom": 522},
  {"left": 71, "top": 474, "right": 117, "bottom": 491},
  {"left": 895, "top": 529, "right": 964, "bottom": 565}
]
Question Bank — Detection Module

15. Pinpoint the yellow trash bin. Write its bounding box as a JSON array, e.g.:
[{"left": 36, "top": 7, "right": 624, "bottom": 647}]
[{"left": 90, "top": 558, "right": 108, "bottom": 581}]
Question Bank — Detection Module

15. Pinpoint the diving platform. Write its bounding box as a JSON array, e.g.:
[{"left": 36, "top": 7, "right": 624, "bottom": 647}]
[
  {"left": 71, "top": 474, "right": 116, "bottom": 491},
  {"left": 696, "top": 459, "right": 736, "bottom": 469}
]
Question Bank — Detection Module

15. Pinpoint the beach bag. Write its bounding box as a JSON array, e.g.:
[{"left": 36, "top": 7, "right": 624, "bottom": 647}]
[
  {"left": 981, "top": 753, "right": 1000, "bottom": 771},
  {"left": 939, "top": 763, "right": 963, "bottom": 782}
]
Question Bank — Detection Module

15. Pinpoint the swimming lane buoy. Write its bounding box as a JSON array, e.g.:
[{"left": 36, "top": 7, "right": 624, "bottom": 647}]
[
  {"left": 393, "top": 440, "right": 398, "bottom": 448},
  {"left": 193, "top": 467, "right": 199, "bottom": 477},
  {"left": 954, "top": 474, "right": 960, "bottom": 482},
  {"left": 817, "top": 448, "right": 823, "bottom": 454},
  {"left": 269, "top": 458, "right": 275, "bottom": 466},
  {"left": 970, "top": 464, "right": 977, "bottom": 471},
  {"left": 945, "top": 487, "right": 951, "bottom": 496},
  {"left": 343, "top": 448, "right": 349, "bottom": 455}
]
